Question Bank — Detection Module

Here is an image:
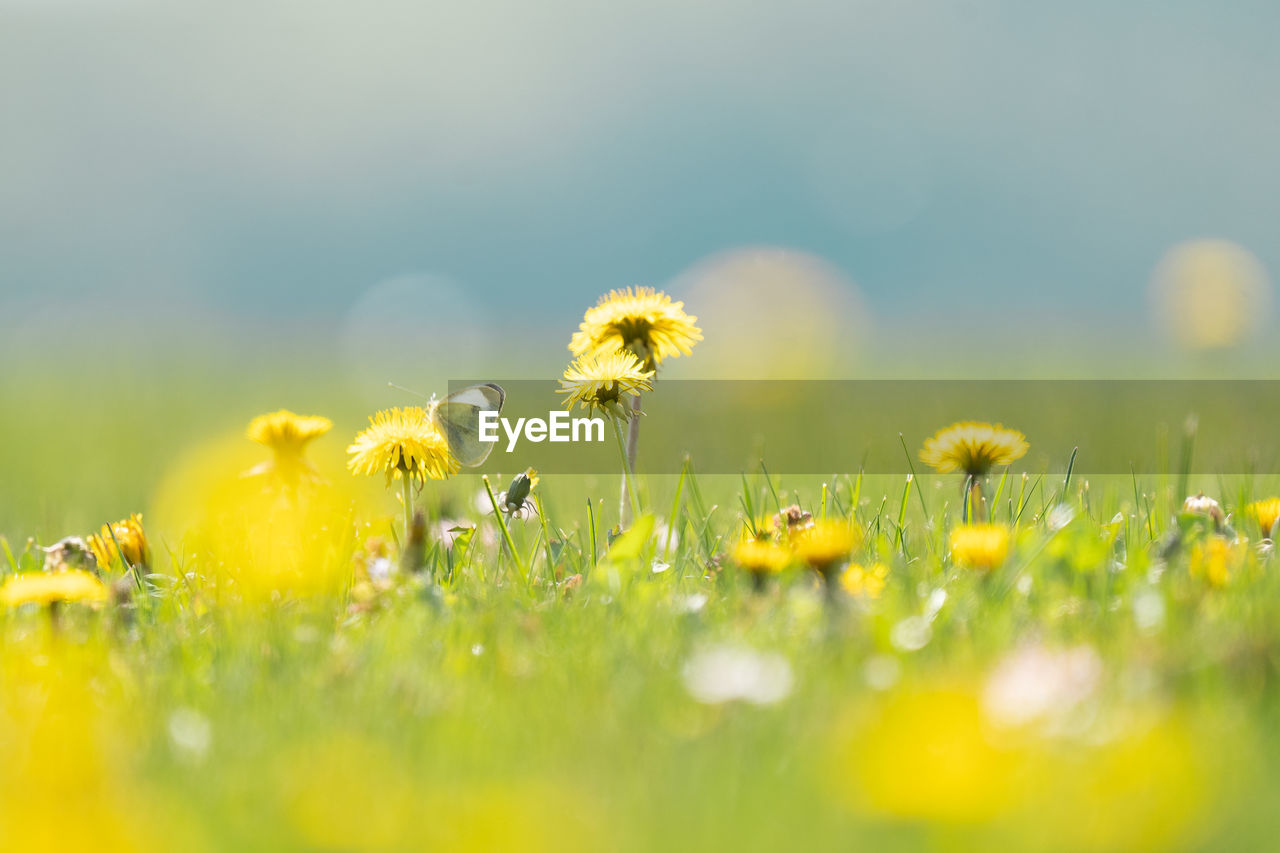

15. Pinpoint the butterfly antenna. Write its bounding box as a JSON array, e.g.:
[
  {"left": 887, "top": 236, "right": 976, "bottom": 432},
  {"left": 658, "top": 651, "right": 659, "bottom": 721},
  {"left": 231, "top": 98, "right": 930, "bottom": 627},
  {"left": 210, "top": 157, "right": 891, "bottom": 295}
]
[{"left": 387, "top": 382, "right": 432, "bottom": 400}]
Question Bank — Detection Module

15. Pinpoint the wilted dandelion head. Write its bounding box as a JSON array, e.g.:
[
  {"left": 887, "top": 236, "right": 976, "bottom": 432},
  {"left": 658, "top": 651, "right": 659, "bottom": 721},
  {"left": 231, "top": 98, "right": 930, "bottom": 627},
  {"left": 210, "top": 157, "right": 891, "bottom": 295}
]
[
  {"left": 1, "top": 569, "right": 108, "bottom": 608},
  {"left": 558, "top": 350, "right": 654, "bottom": 420},
  {"left": 496, "top": 469, "right": 539, "bottom": 519},
  {"left": 569, "top": 286, "right": 701, "bottom": 371},
  {"left": 791, "top": 520, "right": 859, "bottom": 577},
  {"left": 86, "top": 513, "right": 149, "bottom": 570},
  {"left": 1247, "top": 497, "right": 1280, "bottom": 538},
  {"left": 40, "top": 536, "right": 96, "bottom": 574},
  {"left": 841, "top": 562, "right": 889, "bottom": 598},
  {"left": 949, "top": 523, "right": 1011, "bottom": 571},
  {"left": 920, "top": 421, "right": 1028, "bottom": 477},
  {"left": 1182, "top": 493, "right": 1225, "bottom": 527},
  {"left": 347, "top": 407, "right": 458, "bottom": 487},
  {"left": 775, "top": 504, "right": 815, "bottom": 536},
  {"left": 732, "top": 539, "right": 793, "bottom": 577}
]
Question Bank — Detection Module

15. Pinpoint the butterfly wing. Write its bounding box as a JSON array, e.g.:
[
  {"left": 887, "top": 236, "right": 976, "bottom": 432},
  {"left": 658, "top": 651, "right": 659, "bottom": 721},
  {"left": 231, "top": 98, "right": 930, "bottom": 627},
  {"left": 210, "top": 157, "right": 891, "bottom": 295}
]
[{"left": 432, "top": 383, "right": 505, "bottom": 467}]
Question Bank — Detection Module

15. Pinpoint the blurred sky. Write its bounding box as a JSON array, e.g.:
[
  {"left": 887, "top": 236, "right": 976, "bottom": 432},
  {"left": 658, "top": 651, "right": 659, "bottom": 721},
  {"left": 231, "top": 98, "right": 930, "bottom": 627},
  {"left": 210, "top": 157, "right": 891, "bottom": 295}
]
[{"left": 3, "top": 0, "right": 1279, "bottom": 370}]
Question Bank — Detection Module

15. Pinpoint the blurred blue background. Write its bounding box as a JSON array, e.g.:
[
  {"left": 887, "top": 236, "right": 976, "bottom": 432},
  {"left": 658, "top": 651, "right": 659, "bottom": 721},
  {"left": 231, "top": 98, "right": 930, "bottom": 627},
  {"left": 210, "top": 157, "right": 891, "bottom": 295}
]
[
  {"left": 2, "top": 0, "right": 1278, "bottom": 375},
  {"left": 3, "top": 0, "right": 1280, "bottom": 539}
]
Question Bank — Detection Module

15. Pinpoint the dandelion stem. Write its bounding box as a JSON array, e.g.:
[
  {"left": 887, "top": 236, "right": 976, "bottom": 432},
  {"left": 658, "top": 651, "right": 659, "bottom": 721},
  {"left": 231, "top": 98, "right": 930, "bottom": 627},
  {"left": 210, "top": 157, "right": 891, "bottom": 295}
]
[
  {"left": 613, "top": 414, "right": 642, "bottom": 527},
  {"left": 626, "top": 392, "right": 642, "bottom": 473},
  {"left": 402, "top": 472, "right": 414, "bottom": 547}
]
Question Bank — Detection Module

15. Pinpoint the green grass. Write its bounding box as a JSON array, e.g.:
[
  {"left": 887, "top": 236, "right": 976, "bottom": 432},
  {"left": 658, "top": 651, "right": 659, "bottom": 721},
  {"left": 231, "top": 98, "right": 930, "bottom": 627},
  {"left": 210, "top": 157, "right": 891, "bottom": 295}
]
[{"left": 5, "top": 369, "right": 1280, "bottom": 851}]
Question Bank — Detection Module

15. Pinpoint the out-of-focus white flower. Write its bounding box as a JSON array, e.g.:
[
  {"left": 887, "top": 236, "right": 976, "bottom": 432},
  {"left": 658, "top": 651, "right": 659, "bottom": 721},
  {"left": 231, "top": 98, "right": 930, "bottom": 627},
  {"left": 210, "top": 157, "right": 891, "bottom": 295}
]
[
  {"left": 680, "top": 592, "right": 708, "bottom": 614},
  {"left": 1134, "top": 590, "right": 1166, "bottom": 633},
  {"left": 168, "top": 708, "right": 212, "bottom": 763},
  {"left": 864, "top": 654, "right": 901, "bottom": 691},
  {"left": 924, "top": 588, "right": 947, "bottom": 622},
  {"left": 890, "top": 616, "right": 932, "bottom": 652},
  {"left": 982, "top": 644, "right": 1101, "bottom": 729},
  {"left": 1047, "top": 503, "right": 1075, "bottom": 532},
  {"left": 1182, "top": 493, "right": 1223, "bottom": 523},
  {"left": 367, "top": 556, "right": 393, "bottom": 583},
  {"left": 653, "top": 519, "right": 680, "bottom": 554},
  {"left": 681, "top": 644, "right": 793, "bottom": 706}
]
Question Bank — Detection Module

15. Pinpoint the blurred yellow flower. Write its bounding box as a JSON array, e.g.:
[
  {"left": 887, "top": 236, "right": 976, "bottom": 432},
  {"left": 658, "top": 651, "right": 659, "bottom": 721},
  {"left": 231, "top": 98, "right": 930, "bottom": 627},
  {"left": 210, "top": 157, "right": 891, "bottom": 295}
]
[
  {"left": 1247, "top": 497, "right": 1280, "bottom": 537},
  {"left": 347, "top": 407, "right": 457, "bottom": 486},
  {"left": 732, "top": 539, "right": 793, "bottom": 578},
  {"left": 920, "top": 421, "right": 1028, "bottom": 477},
  {"left": 244, "top": 409, "right": 332, "bottom": 483},
  {"left": 791, "top": 520, "right": 859, "bottom": 578},
  {"left": 87, "top": 513, "right": 149, "bottom": 570},
  {"left": 569, "top": 286, "right": 701, "bottom": 370},
  {"left": 1189, "top": 536, "right": 1247, "bottom": 587},
  {"left": 1, "top": 570, "right": 108, "bottom": 607},
  {"left": 950, "top": 524, "right": 1012, "bottom": 571},
  {"left": 837, "top": 688, "right": 1026, "bottom": 823},
  {"left": 558, "top": 350, "right": 654, "bottom": 420},
  {"left": 841, "top": 562, "right": 889, "bottom": 598}
]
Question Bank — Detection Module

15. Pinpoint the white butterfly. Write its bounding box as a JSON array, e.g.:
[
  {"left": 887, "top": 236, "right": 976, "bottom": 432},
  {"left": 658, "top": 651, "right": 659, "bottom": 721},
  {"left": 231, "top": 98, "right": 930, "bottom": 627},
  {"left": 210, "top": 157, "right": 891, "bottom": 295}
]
[{"left": 428, "top": 383, "right": 506, "bottom": 467}]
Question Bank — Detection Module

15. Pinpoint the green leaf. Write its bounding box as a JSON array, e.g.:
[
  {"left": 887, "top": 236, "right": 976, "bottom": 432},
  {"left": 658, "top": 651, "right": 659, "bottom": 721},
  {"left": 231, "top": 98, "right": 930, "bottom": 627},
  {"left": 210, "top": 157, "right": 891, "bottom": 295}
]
[{"left": 604, "top": 514, "right": 655, "bottom": 564}]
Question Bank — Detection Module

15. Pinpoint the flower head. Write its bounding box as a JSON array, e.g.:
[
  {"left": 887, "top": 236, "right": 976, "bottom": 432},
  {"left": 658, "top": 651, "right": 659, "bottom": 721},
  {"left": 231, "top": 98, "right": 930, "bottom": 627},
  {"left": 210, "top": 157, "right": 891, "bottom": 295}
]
[
  {"left": 347, "top": 407, "right": 458, "bottom": 487},
  {"left": 949, "top": 524, "right": 1012, "bottom": 571},
  {"left": 841, "top": 562, "right": 889, "bottom": 598},
  {"left": 1182, "top": 493, "right": 1225, "bottom": 525},
  {"left": 774, "top": 504, "right": 814, "bottom": 536},
  {"left": 87, "top": 513, "right": 149, "bottom": 570},
  {"left": 1, "top": 570, "right": 108, "bottom": 607},
  {"left": 245, "top": 410, "right": 332, "bottom": 482},
  {"left": 40, "top": 536, "right": 97, "bottom": 574},
  {"left": 1248, "top": 497, "right": 1280, "bottom": 537},
  {"left": 1189, "top": 536, "right": 1247, "bottom": 586},
  {"left": 496, "top": 469, "right": 540, "bottom": 520},
  {"left": 920, "top": 422, "right": 1028, "bottom": 477},
  {"left": 732, "top": 539, "right": 793, "bottom": 578},
  {"left": 569, "top": 286, "right": 701, "bottom": 371},
  {"left": 791, "top": 520, "right": 859, "bottom": 577},
  {"left": 558, "top": 350, "right": 654, "bottom": 420}
]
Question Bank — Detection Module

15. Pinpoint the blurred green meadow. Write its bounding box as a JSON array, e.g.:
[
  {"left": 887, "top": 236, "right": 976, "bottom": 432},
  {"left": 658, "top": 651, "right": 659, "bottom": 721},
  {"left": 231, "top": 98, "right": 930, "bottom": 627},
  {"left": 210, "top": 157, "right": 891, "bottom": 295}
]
[{"left": 7, "top": 342, "right": 1280, "bottom": 849}]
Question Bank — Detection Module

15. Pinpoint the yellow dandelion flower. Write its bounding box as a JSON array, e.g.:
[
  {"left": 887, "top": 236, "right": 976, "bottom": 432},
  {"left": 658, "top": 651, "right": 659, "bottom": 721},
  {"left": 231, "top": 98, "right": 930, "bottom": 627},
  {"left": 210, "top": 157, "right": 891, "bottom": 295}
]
[
  {"left": 1247, "top": 497, "right": 1280, "bottom": 537},
  {"left": 920, "top": 421, "right": 1028, "bottom": 477},
  {"left": 569, "top": 286, "right": 702, "bottom": 370},
  {"left": 1189, "top": 536, "right": 1247, "bottom": 587},
  {"left": 244, "top": 409, "right": 332, "bottom": 482},
  {"left": 558, "top": 350, "right": 655, "bottom": 420},
  {"left": 841, "top": 562, "right": 889, "bottom": 598},
  {"left": 949, "top": 524, "right": 1011, "bottom": 571},
  {"left": 732, "top": 539, "right": 793, "bottom": 577},
  {"left": 1, "top": 570, "right": 108, "bottom": 607},
  {"left": 347, "top": 407, "right": 458, "bottom": 486},
  {"left": 86, "top": 513, "right": 149, "bottom": 570},
  {"left": 745, "top": 515, "right": 779, "bottom": 541},
  {"left": 791, "top": 520, "right": 859, "bottom": 577}
]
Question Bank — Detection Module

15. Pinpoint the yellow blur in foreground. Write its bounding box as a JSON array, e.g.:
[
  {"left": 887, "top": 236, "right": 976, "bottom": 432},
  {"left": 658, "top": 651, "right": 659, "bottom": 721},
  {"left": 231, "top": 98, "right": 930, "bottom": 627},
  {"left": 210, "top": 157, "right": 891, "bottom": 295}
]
[
  {"left": 0, "top": 641, "right": 207, "bottom": 852},
  {"left": 149, "top": 425, "right": 364, "bottom": 601},
  {"left": 831, "top": 685, "right": 1220, "bottom": 852}
]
